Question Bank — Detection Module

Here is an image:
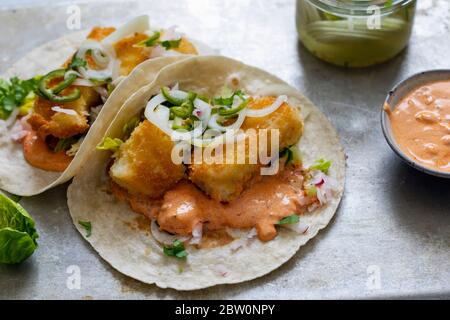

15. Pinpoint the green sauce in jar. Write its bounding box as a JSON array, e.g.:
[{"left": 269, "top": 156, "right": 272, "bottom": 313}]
[{"left": 296, "top": 0, "right": 417, "bottom": 67}]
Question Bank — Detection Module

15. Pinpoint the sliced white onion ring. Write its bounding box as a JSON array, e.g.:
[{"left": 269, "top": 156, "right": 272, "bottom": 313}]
[
  {"left": 76, "top": 40, "right": 116, "bottom": 80},
  {"left": 102, "top": 15, "right": 150, "bottom": 44},
  {"left": 72, "top": 78, "right": 96, "bottom": 87},
  {"left": 208, "top": 108, "right": 248, "bottom": 132},
  {"left": 246, "top": 95, "right": 287, "bottom": 118}
]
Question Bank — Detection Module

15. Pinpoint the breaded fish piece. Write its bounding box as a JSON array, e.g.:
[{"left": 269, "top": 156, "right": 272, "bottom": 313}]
[
  {"left": 114, "top": 34, "right": 198, "bottom": 76},
  {"left": 189, "top": 97, "right": 303, "bottom": 202},
  {"left": 110, "top": 120, "right": 185, "bottom": 198},
  {"left": 28, "top": 86, "right": 101, "bottom": 139}
]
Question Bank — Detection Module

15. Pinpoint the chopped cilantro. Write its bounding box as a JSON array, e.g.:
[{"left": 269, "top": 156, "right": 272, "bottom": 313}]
[
  {"left": 68, "top": 56, "right": 87, "bottom": 70},
  {"left": 160, "top": 39, "right": 182, "bottom": 50},
  {"left": 0, "top": 76, "right": 41, "bottom": 120},
  {"left": 163, "top": 239, "right": 188, "bottom": 259},
  {"left": 78, "top": 220, "right": 92, "bottom": 237},
  {"left": 134, "top": 31, "right": 161, "bottom": 47}
]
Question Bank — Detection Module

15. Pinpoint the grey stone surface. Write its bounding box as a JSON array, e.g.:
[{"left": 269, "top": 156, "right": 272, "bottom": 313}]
[{"left": 0, "top": 0, "right": 449, "bottom": 299}]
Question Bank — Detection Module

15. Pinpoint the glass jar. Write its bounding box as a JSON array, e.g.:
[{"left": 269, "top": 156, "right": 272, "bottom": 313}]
[{"left": 296, "top": 0, "right": 417, "bottom": 67}]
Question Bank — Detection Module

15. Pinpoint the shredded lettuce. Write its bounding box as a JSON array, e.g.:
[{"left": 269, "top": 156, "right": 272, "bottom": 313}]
[
  {"left": 310, "top": 159, "right": 331, "bottom": 173},
  {"left": 96, "top": 137, "right": 123, "bottom": 152},
  {"left": 122, "top": 116, "right": 140, "bottom": 137},
  {"left": 276, "top": 214, "right": 300, "bottom": 225},
  {"left": 163, "top": 239, "right": 188, "bottom": 258}
]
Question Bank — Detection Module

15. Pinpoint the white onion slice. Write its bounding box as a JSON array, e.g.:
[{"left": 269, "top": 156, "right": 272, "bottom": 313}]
[
  {"left": 51, "top": 106, "right": 77, "bottom": 116},
  {"left": 4, "top": 107, "right": 20, "bottom": 127},
  {"left": 208, "top": 108, "right": 247, "bottom": 132},
  {"left": 150, "top": 220, "right": 189, "bottom": 245},
  {"left": 76, "top": 40, "right": 116, "bottom": 80},
  {"left": 246, "top": 95, "right": 287, "bottom": 118},
  {"left": 72, "top": 78, "right": 96, "bottom": 87},
  {"left": 172, "top": 120, "right": 204, "bottom": 141},
  {"left": 160, "top": 25, "right": 182, "bottom": 41},
  {"left": 281, "top": 222, "right": 309, "bottom": 234},
  {"left": 189, "top": 223, "right": 203, "bottom": 245},
  {"left": 102, "top": 15, "right": 150, "bottom": 44}
]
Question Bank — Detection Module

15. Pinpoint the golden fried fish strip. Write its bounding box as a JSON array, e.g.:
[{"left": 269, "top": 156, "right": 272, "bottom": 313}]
[
  {"left": 110, "top": 120, "right": 186, "bottom": 198},
  {"left": 189, "top": 97, "right": 303, "bottom": 202}
]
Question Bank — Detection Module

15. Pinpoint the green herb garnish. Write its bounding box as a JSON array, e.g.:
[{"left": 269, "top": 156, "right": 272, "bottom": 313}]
[
  {"left": 96, "top": 137, "right": 124, "bottom": 152},
  {"left": 160, "top": 39, "right": 182, "bottom": 50},
  {"left": 163, "top": 239, "right": 188, "bottom": 259},
  {"left": 69, "top": 56, "right": 87, "bottom": 70},
  {"left": 213, "top": 90, "right": 244, "bottom": 107},
  {"left": 134, "top": 31, "right": 161, "bottom": 47},
  {"left": 122, "top": 116, "right": 140, "bottom": 137},
  {"left": 78, "top": 220, "right": 92, "bottom": 237},
  {"left": 276, "top": 214, "right": 300, "bottom": 225},
  {"left": 0, "top": 193, "right": 38, "bottom": 264},
  {"left": 54, "top": 137, "right": 78, "bottom": 153},
  {"left": 0, "top": 76, "right": 41, "bottom": 120},
  {"left": 310, "top": 159, "right": 331, "bottom": 173}
]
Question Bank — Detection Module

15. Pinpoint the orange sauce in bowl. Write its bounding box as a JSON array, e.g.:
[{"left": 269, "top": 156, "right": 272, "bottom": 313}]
[{"left": 386, "top": 80, "right": 450, "bottom": 173}]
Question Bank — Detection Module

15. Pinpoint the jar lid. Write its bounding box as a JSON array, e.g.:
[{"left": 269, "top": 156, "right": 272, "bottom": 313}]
[{"left": 306, "top": 0, "right": 415, "bottom": 16}]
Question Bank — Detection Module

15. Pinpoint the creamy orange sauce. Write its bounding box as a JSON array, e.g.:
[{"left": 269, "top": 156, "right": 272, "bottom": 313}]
[
  {"left": 22, "top": 130, "right": 73, "bottom": 172},
  {"left": 111, "top": 167, "right": 316, "bottom": 243},
  {"left": 388, "top": 81, "right": 450, "bottom": 172}
]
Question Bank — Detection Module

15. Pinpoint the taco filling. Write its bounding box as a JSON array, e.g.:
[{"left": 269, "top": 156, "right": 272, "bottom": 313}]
[
  {"left": 1, "top": 15, "right": 198, "bottom": 172},
  {"left": 99, "top": 84, "right": 337, "bottom": 254}
]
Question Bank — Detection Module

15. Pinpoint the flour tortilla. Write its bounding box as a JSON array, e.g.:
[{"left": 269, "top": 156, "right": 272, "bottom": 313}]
[
  {"left": 67, "top": 56, "right": 345, "bottom": 290},
  {"left": 0, "top": 31, "right": 213, "bottom": 196}
]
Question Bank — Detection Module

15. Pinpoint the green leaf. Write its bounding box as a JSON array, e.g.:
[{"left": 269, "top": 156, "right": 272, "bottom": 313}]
[
  {"left": 96, "top": 137, "right": 123, "bottom": 152},
  {"left": 54, "top": 137, "right": 78, "bottom": 153},
  {"left": 0, "top": 76, "right": 41, "bottom": 120},
  {"left": 385, "top": 0, "right": 393, "bottom": 8},
  {"left": 163, "top": 239, "right": 188, "bottom": 259},
  {"left": 134, "top": 31, "right": 161, "bottom": 47},
  {"left": 0, "top": 193, "right": 38, "bottom": 264},
  {"left": 310, "top": 159, "right": 331, "bottom": 173},
  {"left": 276, "top": 214, "right": 300, "bottom": 225},
  {"left": 0, "top": 228, "right": 37, "bottom": 264},
  {"left": 122, "top": 116, "right": 140, "bottom": 137},
  {"left": 213, "top": 90, "right": 244, "bottom": 107},
  {"left": 160, "top": 39, "right": 181, "bottom": 50},
  {"left": 78, "top": 220, "right": 92, "bottom": 237},
  {"left": 69, "top": 56, "right": 87, "bottom": 70}
]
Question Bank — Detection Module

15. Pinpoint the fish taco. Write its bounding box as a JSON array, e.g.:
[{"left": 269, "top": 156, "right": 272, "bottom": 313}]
[
  {"left": 0, "top": 15, "right": 212, "bottom": 196},
  {"left": 67, "top": 56, "right": 345, "bottom": 290}
]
